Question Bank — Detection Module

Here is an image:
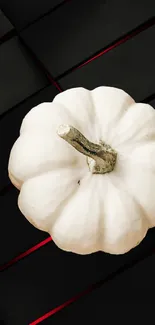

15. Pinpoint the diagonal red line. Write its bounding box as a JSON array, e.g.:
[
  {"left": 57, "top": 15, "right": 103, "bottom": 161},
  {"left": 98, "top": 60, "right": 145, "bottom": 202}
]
[
  {"left": 57, "top": 16, "right": 155, "bottom": 79},
  {"left": 0, "top": 236, "right": 52, "bottom": 272},
  {"left": 29, "top": 244, "right": 155, "bottom": 325},
  {"left": 18, "top": 36, "right": 63, "bottom": 93},
  {"left": 75, "top": 17, "right": 155, "bottom": 69},
  {"left": 29, "top": 285, "right": 93, "bottom": 325},
  {"left": 45, "top": 71, "right": 62, "bottom": 92}
]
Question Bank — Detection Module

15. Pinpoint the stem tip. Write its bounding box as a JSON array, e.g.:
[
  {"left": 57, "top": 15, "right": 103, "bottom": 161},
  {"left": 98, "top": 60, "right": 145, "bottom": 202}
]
[{"left": 57, "top": 124, "right": 71, "bottom": 137}]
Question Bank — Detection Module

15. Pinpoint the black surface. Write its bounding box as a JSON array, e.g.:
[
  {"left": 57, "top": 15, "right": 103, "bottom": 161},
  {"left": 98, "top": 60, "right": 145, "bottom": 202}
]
[
  {"left": 46, "top": 254, "right": 155, "bottom": 325},
  {"left": 59, "top": 25, "right": 155, "bottom": 101},
  {"left": 1, "top": 1, "right": 155, "bottom": 324},
  {"left": 0, "top": 0, "right": 64, "bottom": 30},
  {"left": 1, "top": 228, "right": 155, "bottom": 325},
  {"left": 0, "top": 9, "right": 13, "bottom": 39},
  {"left": 0, "top": 85, "right": 58, "bottom": 191},
  {"left": 20, "top": 0, "right": 155, "bottom": 78},
  {"left": 0, "top": 36, "right": 48, "bottom": 115}
]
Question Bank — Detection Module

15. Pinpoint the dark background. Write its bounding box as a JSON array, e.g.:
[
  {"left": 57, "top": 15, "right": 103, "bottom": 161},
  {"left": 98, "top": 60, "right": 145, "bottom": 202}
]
[{"left": 0, "top": 1, "right": 155, "bottom": 324}]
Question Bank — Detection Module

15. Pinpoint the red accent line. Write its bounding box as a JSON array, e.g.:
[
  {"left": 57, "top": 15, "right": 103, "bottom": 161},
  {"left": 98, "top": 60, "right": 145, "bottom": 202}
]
[
  {"left": 29, "top": 285, "right": 93, "bottom": 325},
  {"left": 72, "top": 17, "right": 155, "bottom": 71},
  {"left": 46, "top": 72, "right": 62, "bottom": 92},
  {"left": 29, "top": 242, "right": 155, "bottom": 324},
  {"left": 0, "top": 236, "right": 52, "bottom": 272},
  {"left": 18, "top": 36, "right": 63, "bottom": 93}
]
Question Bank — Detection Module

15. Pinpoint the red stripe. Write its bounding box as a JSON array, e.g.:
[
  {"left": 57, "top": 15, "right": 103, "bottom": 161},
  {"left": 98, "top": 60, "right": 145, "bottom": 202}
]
[
  {"left": 29, "top": 286, "right": 93, "bottom": 325},
  {"left": 72, "top": 17, "right": 155, "bottom": 71},
  {"left": 45, "top": 72, "right": 62, "bottom": 92},
  {"left": 18, "top": 37, "right": 63, "bottom": 93},
  {"left": 29, "top": 244, "right": 155, "bottom": 324},
  {"left": 0, "top": 236, "right": 52, "bottom": 271}
]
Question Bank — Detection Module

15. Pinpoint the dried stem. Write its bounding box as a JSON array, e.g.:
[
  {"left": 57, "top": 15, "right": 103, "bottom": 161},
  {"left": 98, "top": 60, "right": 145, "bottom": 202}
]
[{"left": 57, "top": 124, "right": 117, "bottom": 174}]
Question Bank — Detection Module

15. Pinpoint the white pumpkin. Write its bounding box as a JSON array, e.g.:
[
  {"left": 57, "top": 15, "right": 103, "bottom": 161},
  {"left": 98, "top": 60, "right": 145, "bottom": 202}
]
[{"left": 8, "top": 86, "right": 155, "bottom": 255}]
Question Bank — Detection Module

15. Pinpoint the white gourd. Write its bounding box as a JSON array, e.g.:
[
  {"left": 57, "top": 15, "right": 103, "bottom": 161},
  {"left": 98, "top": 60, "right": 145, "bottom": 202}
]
[{"left": 8, "top": 86, "right": 155, "bottom": 255}]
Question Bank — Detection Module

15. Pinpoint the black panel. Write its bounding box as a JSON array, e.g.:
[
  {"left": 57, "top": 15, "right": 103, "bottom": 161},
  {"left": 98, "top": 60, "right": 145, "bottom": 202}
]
[
  {"left": 0, "top": 85, "right": 59, "bottom": 191},
  {"left": 47, "top": 254, "right": 155, "bottom": 325},
  {"left": 1, "top": 230, "right": 155, "bottom": 325},
  {"left": 0, "top": 0, "right": 64, "bottom": 30},
  {"left": 21, "top": 0, "right": 155, "bottom": 78},
  {"left": 0, "top": 36, "right": 48, "bottom": 116},
  {"left": 59, "top": 25, "right": 155, "bottom": 101},
  {"left": 0, "top": 9, "right": 13, "bottom": 39}
]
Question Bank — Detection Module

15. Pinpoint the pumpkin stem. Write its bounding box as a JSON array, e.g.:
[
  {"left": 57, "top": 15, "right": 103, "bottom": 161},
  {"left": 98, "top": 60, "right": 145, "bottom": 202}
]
[{"left": 57, "top": 124, "right": 117, "bottom": 174}]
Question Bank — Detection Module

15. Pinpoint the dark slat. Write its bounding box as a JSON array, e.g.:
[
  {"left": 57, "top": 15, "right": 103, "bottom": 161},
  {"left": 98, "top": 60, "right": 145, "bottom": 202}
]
[
  {"left": 0, "top": 0, "right": 64, "bottom": 30},
  {"left": 59, "top": 25, "right": 155, "bottom": 101},
  {"left": 0, "top": 9, "right": 13, "bottom": 39},
  {"left": 20, "top": 0, "right": 155, "bottom": 78},
  {"left": 1, "top": 231, "right": 155, "bottom": 325},
  {"left": 0, "top": 36, "right": 48, "bottom": 116},
  {"left": 0, "top": 85, "right": 59, "bottom": 191},
  {"left": 46, "top": 254, "right": 155, "bottom": 325}
]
